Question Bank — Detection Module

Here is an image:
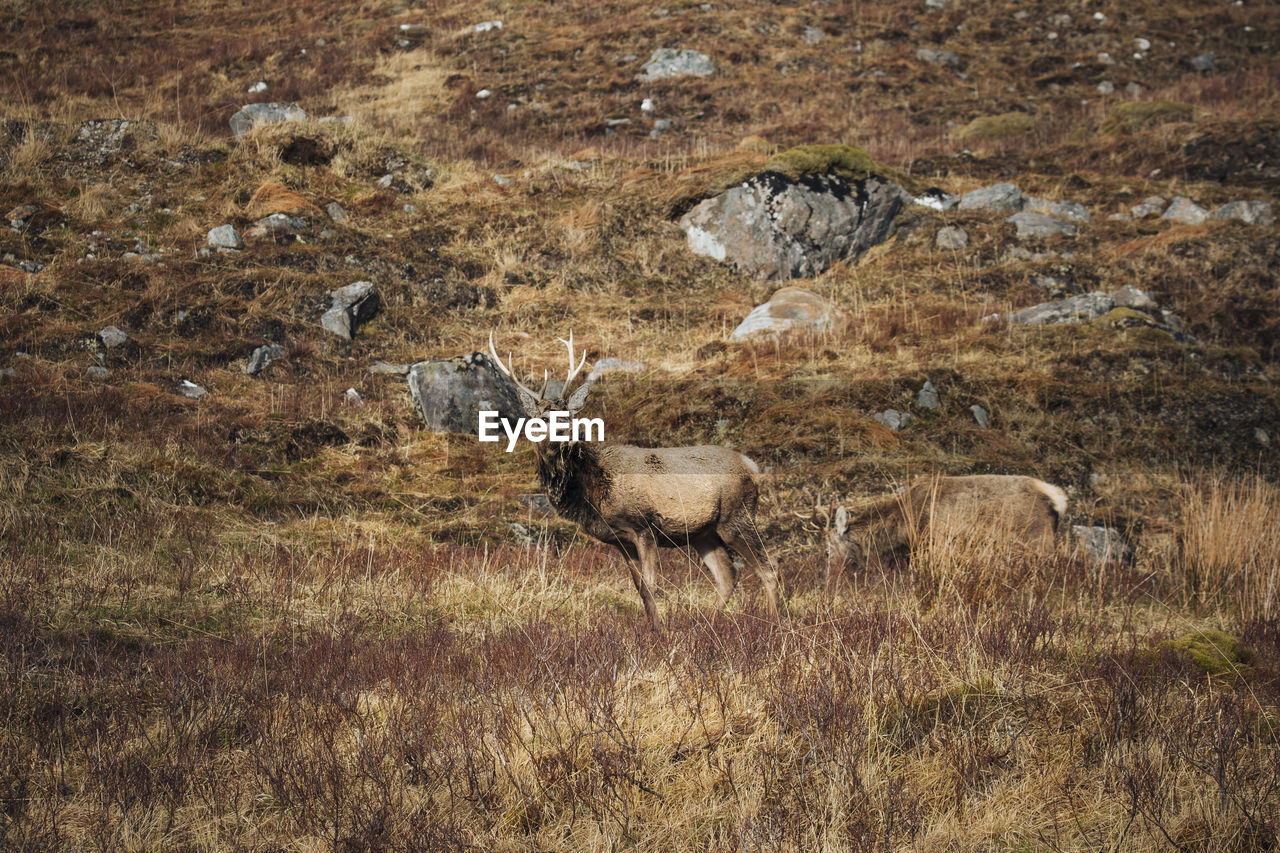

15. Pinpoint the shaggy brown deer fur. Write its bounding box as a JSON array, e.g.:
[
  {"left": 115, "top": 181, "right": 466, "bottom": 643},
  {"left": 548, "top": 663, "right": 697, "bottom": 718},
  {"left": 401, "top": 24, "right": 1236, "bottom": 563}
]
[
  {"left": 490, "top": 333, "right": 782, "bottom": 628},
  {"left": 824, "top": 474, "right": 1067, "bottom": 582}
]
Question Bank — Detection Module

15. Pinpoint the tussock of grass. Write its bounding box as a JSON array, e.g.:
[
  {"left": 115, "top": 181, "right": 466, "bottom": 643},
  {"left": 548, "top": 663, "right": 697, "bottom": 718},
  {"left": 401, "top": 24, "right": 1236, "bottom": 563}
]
[
  {"left": 955, "top": 112, "right": 1040, "bottom": 141},
  {"left": 1105, "top": 99, "right": 1195, "bottom": 132},
  {"left": 1161, "top": 630, "right": 1254, "bottom": 678}
]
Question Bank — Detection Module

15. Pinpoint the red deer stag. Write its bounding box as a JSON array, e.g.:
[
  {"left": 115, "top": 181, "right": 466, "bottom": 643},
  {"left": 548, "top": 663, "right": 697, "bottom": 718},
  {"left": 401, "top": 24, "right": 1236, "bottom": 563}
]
[
  {"left": 824, "top": 474, "right": 1067, "bottom": 582},
  {"left": 489, "top": 332, "right": 782, "bottom": 629}
]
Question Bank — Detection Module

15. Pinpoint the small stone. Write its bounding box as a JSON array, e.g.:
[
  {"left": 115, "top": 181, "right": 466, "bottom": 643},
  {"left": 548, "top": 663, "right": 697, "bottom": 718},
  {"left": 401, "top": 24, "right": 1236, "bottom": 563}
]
[
  {"left": 958, "top": 182, "right": 1024, "bottom": 212},
  {"left": 247, "top": 213, "right": 306, "bottom": 238},
  {"left": 1097, "top": 81, "right": 1115, "bottom": 95},
  {"left": 228, "top": 102, "right": 307, "bottom": 138},
  {"left": 518, "top": 494, "right": 554, "bottom": 516},
  {"left": 245, "top": 344, "right": 285, "bottom": 376},
  {"left": 322, "top": 281, "right": 380, "bottom": 340},
  {"left": 247, "top": 81, "right": 268, "bottom": 94},
  {"left": 1190, "top": 52, "right": 1215, "bottom": 72},
  {"left": 1256, "top": 428, "right": 1270, "bottom": 446},
  {"left": 1211, "top": 200, "right": 1274, "bottom": 227},
  {"left": 873, "top": 409, "right": 912, "bottom": 431},
  {"left": 1161, "top": 197, "right": 1210, "bottom": 226},
  {"left": 1130, "top": 196, "right": 1167, "bottom": 218},
  {"left": 345, "top": 388, "right": 364, "bottom": 407},
  {"left": 935, "top": 225, "right": 969, "bottom": 249},
  {"left": 98, "top": 325, "right": 129, "bottom": 349},
  {"left": 368, "top": 361, "right": 411, "bottom": 375},
  {"left": 912, "top": 188, "right": 960, "bottom": 210},
  {"left": 801, "top": 26, "right": 824, "bottom": 44},
  {"left": 1111, "top": 285, "right": 1158, "bottom": 311},
  {"left": 177, "top": 379, "right": 207, "bottom": 399},
  {"left": 476, "top": 88, "right": 492, "bottom": 99},
  {"left": 207, "top": 224, "right": 243, "bottom": 249},
  {"left": 376, "top": 174, "right": 394, "bottom": 188},
  {"left": 1007, "top": 212, "right": 1077, "bottom": 239},
  {"left": 86, "top": 365, "right": 109, "bottom": 378},
  {"left": 915, "top": 48, "right": 963, "bottom": 68},
  {"left": 1125, "top": 82, "right": 1144, "bottom": 98},
  {"left": 916, "top": 379, "right": 940, "bottom": 410},
  {"left": 1021, "top": 198, "right": 1092, "bottom": 222},
  {"left": 474, "top": 20, "right": 502, "bottom": 32},
  {"left": 969, "top": 404, "right": 989, "bottom": 428},
  {"left": 325, "top": 202, "right": 348, "bottom": 223},
  {"left": 730, "top": 288, "right": 846, "bottom": 340}
]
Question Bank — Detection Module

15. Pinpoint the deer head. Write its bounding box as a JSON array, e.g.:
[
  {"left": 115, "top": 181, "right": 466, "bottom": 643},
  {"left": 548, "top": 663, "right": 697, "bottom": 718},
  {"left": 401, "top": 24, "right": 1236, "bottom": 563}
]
[{"left": 489, "top": 331, "right": 593, "bottom": 418}]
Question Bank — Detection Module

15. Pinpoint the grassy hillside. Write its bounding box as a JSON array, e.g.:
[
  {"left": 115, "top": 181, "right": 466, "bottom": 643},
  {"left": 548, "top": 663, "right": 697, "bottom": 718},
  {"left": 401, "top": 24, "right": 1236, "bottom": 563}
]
[{"left": 2, "top": 0, "right": 1280, "bottom": 849}]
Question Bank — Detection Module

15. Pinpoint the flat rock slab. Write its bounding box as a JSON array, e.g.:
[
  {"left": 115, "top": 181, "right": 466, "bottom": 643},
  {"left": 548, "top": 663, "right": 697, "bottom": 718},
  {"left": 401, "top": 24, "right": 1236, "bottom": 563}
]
[
  {"left": 1161, "top": 197, "right": 1209, "bottom": 226},
  {"left": 637, "top": 49, "right": 714, "bottom": 81},
  {"left": 1211, "top": 200, "right": 1274, "bottom": 227},
  {"left": 407, "top": 352, "right": 526, "bottom": 436},
  {"left": 1007, "top": 211, "right": 1078, "bottom": 239},
  {"left": 229, "top": 102, "right": 308, "bottom": 138},
  {"left": 959, "top": 182, "right": 1024, "bottom": 212},
  {"left": 681, "top": 170, "right": 903, "bottom": 280},
  {"left": 207, "top": 224, "right": 243, "bottom": 249},
  {"left": 1009, "top": 292, "right": 1114, "bottom": 325},
  {"left": 730, "top": 287, "right": 845, "bottom": 340}
]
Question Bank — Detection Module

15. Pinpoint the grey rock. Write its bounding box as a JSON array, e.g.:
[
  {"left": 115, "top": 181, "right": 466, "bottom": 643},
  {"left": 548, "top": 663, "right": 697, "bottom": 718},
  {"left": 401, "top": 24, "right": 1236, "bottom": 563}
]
[
  {"left": 912, "top": 188, "right": 959, "bottom": 210},
  {"left": 407, "top": 352, "right": 526, "bottom": 436},
  {"left": 1072, "top": 525, "right": 1133, "bottom": 565},
  {"left": 1007, "top": 212, "right": 1078, "bottom": 239},
  {"left": 507, "top": 522, "right": 534, "bottom": 545},
  {"left": 0, "top": 367, "right": 16, "bottom": 379},
  {"left": 1009, "top": 292, "right": 1114, "bottom": 325},
  {"left": 925, "top": 0, "right": 945, "bottom": 9},
  {"left": 801, "top": 26, "right": 824, "bottom": 45},
  {"left": 1097, "top": 80, "right": 1115, "bottom": 95},
  {"left": 730, "top": 287, "right": 845, "bottom": 340},
  {"left": 959, "top": 182, "right": 1024, "bottom": 213},
  {"left": 681, "top": 171, "right": 903, "bottom": 280},
  {"left": 916, "top": 379, "right": 940, "bottom": 410},
  {"left": 1022, "top": 197, "right": 1092, "bottom": 222},
  {"left": 585, "top": 358, "right": 646, "bottom": 383},
  {"left": 1190, "top": 52, "right": 1215, "bottom": 72},
  {"left": 326, "top": 202, "right": 348, "bottom": 223},
  {"left": 1130, "top": 196, "right": 1166, "bottom": 218},
  {"left": 1110, "top": 284, "right": 1158, "bottom": 311},
  {"left": 637, "top": 48, "right": 714, "bottom": 81},
  {"left": 1161, "top": 196, "right": 1209, "bottom": 226},
  {"left": 245, "top": 344, "right": 285, "bottom": 376},
  {"left": 86, "top": 365, "right": 109, "bottom": 378},
  {"left": 915, "top": 48, "right": 963, "bottom": 68},
  {"left": 8, "top": 203, "right": 38, "bottom": 230},
  {"left": 518, "top": 493, "right": 554, "bottom": 516},
  {"left": 16, "top": 260, "right": 44, "bottom": 273},
  {"left": 344, "top": 387, "right": 364, "bottom": 407},
  {"left": 969, "top": 404, "right": 989, "bottom": 428},
  {"left": 229, "top": 102, "right": 308, "bottom": 138},
  {"left": 321, "top": 281, "right": 380, "bottom": 340},
  {"left": 206, "top": 224, "right": 243, "bottom": 249},
  {"left": 1256, "top": 428, "right": 1270, "bottom": 446},
  {"left": 247, "top": 213, "right": 306, "bottom": 238},
  {"left": 873, "top": 409, "right": 912, "bottom": 431},
  {"left": 1211, "top": 200, "right": 1274, "bottom": 227},
  {"left": 98, "top": 325, "right": 129, "bottom": 349},
  {"left": 935, "top": 225, "right": 969, "bottom": 249},
  {"left": 177, "top": 379, "right": 207, "bottom": 399}
]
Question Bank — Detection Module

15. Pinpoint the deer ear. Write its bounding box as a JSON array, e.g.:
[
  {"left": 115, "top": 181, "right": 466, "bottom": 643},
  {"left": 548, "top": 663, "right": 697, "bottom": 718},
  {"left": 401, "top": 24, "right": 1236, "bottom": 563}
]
[
  {"left": 516, "top": 387, "right": 541, "bottom": 417},
  {"left": 565, "top": 380, "right": 591, "bottom": 416},
  {"left": 834, "top": 506, "right": 848, "bottom": 535}
]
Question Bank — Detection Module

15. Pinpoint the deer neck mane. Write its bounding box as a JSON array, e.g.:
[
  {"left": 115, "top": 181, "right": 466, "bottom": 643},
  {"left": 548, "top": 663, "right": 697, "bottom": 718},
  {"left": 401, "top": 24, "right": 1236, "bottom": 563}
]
[{"left": 535, "top": 440, "right": 611, "bottom": 524}]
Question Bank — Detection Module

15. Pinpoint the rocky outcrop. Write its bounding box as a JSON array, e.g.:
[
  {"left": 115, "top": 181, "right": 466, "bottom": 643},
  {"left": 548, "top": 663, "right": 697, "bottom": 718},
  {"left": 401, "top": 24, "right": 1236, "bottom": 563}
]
[
  {"left": 681, "top": 170, "right": 903, "bottom": 280},
  {"left": 407, "top": 352, "right": 526, "bottom": 436},
  {"left": 637, "top": 49, "right": 714, "bottom": 81},
  {"left": 229, "top": 102, "right": 308, "bottom": 139}
]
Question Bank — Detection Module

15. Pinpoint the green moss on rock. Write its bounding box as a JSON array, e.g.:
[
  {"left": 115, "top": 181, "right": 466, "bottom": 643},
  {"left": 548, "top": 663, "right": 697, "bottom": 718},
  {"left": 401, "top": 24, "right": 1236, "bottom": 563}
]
[
  {"left": 765, "top": 144, "right": 881, "bottom": 183},
  {"left": 1161, "top": 629, "right": 1253, "bottom": 677},
  {"left": 956, "top": 112, "right": 1040, "bottom": 140}
]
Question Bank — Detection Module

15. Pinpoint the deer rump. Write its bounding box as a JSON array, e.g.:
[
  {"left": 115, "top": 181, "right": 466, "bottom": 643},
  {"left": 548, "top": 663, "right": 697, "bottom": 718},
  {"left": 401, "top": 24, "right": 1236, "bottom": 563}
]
[{"left": 827, "top": 474, "right": 1066, "bottom": 579}]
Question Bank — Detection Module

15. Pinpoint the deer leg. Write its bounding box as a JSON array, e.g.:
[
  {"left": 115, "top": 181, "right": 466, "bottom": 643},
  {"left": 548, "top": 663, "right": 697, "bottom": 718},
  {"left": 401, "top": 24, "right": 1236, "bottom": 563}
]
[
  {"left": 693, "top": 534, "right": 738, "bottom": 609},
  {"left": 719, "top": 522, "right": 782, "bottom": 620},
  {"left": 627, "top": 533, "right": 662, "bottom": 630}
]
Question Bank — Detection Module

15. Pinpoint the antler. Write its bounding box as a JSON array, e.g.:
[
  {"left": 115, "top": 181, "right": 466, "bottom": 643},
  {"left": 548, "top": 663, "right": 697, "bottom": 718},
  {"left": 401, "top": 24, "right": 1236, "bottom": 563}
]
[
  {"left": 557, "top": 331, "right": 589, "bottom": 387},
  {"left": 488, "top": 331, "right": 546, "bottom": 404}
]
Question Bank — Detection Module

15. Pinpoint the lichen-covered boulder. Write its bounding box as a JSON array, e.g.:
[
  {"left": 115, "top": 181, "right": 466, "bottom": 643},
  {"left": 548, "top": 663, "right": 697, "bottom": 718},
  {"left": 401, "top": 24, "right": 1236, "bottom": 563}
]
[
  {"left": 680, "top": 146, "right": 903, "bottom": 280},
  {"left": 407, "top": 352, "right": 526, "bottom": 436}
]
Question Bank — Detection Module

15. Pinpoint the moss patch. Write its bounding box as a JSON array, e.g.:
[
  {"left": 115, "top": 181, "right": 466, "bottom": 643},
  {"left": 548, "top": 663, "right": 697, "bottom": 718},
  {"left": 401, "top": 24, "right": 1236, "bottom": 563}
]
[
  {"left": 765, "top": 144, "right": 881, "bottom": 183},
  {"left": 1106, "top": 100, "right": 1194, "bottom": 132},
  {"left": 955, "top": 112, "right": 1040, "bottom": 140},
  {"left": 1161, "top": 630, "right": 1254, "bottom": 677}
]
